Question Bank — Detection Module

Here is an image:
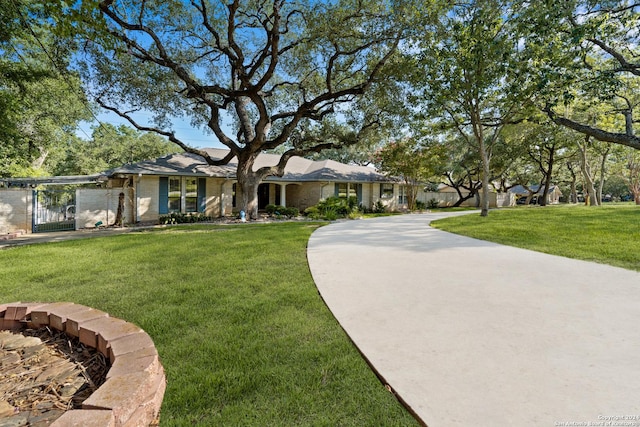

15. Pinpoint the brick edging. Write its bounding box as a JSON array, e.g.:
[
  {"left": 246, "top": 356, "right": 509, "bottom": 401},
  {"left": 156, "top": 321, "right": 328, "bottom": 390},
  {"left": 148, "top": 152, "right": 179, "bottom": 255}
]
[{"left": 0, "top": 302, "right": 166, "bottom": 427}]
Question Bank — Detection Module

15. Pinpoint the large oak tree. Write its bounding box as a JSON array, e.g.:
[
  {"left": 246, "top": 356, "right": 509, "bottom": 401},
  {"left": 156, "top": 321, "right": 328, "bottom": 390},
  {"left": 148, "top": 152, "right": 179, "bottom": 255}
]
[{"left": 66, "top": 0, "right": 406, "bottom": 218}]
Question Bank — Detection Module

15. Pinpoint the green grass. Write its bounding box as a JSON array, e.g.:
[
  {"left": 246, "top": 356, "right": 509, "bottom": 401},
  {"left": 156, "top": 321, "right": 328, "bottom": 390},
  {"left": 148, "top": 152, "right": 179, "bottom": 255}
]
[
  {"left": 0, "top": 223, "right": 418, "bottom": 426},
  {"left": 431, "top": 204, "right": 640, "bottom": 271}
]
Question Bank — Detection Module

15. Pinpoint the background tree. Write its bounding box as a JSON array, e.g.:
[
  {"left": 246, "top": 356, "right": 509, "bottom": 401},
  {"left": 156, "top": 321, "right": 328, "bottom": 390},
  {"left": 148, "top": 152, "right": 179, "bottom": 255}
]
[
  {"left": 374, "top": 138, "right": 444, "bottom": 210},
  {"left": 65, "top": 0, "right": 409, "bottom": 218},
  {"left": 409, "top": 0, "right": 536, "bottom": 216},
  {"left": 1, "top": 1, "right": 90, "bottom": 177},
  {"left": 52, "top": 123, "right": 181, "bottom": 175},
  {"left": 524, "top": 1, "right": 640, "bottom": 150},
  {"left": 502, "top": 119, "right": 576, "bottom": 205},
  {"left": 440, "top": 142, "right": 483, "bottom": 207},
  {"left": 624, "top": 149, "right": 640, "bottom": 204},
  {"left": 608, "top": 146, "right": 640, "bottom": 204}
]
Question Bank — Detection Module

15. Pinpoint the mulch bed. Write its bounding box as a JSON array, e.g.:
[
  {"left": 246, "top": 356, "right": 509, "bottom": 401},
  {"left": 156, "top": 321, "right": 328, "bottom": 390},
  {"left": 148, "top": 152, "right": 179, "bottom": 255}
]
[{"left": 0, "top": 328, "right": 109, "bottom": 426}]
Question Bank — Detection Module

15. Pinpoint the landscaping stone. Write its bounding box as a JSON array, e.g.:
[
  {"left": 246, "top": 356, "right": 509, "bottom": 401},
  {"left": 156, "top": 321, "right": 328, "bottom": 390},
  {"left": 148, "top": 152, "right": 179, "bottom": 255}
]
[
  {"left": 1, "top": 302, "right": 165, "bottom": 426},
  {"left": 49, "top": 304, "right": 93, "bottom": 332},
  {"left": 51, "top": 410, "right": 115, "bottom": 427},
  {"left": 64, "top": 308, "right": 109, "bottom": 337}
]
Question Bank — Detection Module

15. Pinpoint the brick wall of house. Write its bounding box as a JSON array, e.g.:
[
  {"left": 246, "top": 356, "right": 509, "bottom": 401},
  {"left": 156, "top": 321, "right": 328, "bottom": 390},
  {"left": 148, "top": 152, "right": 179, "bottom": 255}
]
[
  {"left": 0, "top": 189, "right": 32, "bottom": 234},
  {"left": 290, "top": 182, "right": 325, "bottom": 211},
  {"left": 361, "top": 183, "right": 374, "bottom": 209},
  {"left": 136, "top": 176, "right": 160, "bottom": 222},
  {"left": 204, "top": 178, "right": 233, "bottom": 217}
]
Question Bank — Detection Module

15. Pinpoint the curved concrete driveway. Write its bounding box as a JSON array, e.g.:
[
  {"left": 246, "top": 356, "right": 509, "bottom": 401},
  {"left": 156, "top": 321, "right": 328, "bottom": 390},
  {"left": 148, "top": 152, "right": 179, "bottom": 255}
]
[{"left": 307, "top": 213, "right": 640, "bottom": 427}]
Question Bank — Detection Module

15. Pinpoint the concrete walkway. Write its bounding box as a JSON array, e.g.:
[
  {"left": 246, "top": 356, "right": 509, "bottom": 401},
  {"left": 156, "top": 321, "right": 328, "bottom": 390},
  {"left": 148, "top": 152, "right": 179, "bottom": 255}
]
[
  {"left": 0, "top": 227, "right": 135, "bottom": 249},
  {"left": 307, "top": 212, "right": 640, "bottom": 427}
]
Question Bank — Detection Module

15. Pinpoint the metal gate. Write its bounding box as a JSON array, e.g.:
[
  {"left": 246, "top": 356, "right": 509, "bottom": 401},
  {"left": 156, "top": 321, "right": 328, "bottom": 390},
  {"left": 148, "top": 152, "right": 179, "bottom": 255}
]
[{"left": 32, "top": 189, "right": 76, "bottom": 233}]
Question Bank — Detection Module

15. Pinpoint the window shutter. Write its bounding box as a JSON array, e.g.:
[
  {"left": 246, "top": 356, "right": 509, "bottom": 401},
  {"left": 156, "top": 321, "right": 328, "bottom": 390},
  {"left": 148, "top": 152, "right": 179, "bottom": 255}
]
[
  {"left": 158, "top": 177, "right": 169, "bottom": 214},
  {"left": 197, "top": 178, "right": 206, "bottom": 213},
  {"left": 357, "top": 184, "right": 363, "bottom": 205},
  {"left": 334, "top": 183, "right": 339, "bottom": 197}
]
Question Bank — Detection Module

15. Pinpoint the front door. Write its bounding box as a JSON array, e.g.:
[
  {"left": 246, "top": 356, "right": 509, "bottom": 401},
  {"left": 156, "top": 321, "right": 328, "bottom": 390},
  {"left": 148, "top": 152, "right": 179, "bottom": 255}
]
[{"left": 258, "top": 183, "right": 270, "bottom": 209}]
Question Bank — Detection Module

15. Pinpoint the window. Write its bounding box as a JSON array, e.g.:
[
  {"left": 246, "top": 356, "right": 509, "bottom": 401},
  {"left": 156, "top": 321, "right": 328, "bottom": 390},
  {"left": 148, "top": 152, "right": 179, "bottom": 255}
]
[
  {"left": 380, "top": 183, "right": 394, "bottom": 199},
  {"left": 336, "top": 183, "right": 358, "bottom": 200},
  {"left": 168, "top": 177, "right": 181, "bottom": 213},
  {"left": 160, "top": 177, "right": 206, "bottom": 214},
  {"left": 398, "top": 186, "right": 408, "bottom": 205},
  {"left": 185, "top": 178, "right": 197, "bottom": 213}
]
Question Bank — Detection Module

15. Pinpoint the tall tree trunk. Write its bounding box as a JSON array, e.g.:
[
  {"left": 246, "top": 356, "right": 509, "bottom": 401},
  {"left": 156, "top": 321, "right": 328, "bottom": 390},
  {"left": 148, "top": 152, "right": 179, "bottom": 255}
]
[
  {"left": 597, "top": 145, "right": 611, "bottom": 203},
  {"left": 236, "top": 152, "right": 262, "bottom": 220},
  {"left": 578, "top": 136, "right": 599, "bottom": 206},
  {"left": 472, "top": 114, "right": 491, "bottom": 217},
  {"left": 112, "top": 192, "right": 125, "bottom": 227},
  {"left": 479, "top": 141, "right": 491, "bottom": 216},
  {"left": 567, "top": 162, "right": 578, "bottom": 203},
  {"left": 406, "top": 181, "right": 418, "bottom": 211},
  {"left": 539, "top": 144, "right": 555, "bottom": 207}
]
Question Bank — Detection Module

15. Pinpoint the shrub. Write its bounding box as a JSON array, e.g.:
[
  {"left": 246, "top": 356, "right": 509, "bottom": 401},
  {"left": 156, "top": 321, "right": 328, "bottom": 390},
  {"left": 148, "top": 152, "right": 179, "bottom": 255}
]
[
  {"left": 373, "top": 200, "right": 386, "bottom": 213},
  {"left": 159, "top": 212, "right": 212, "bottom": 225},
  {"left": 324, "top": 210, "right": 338, "bottom": 221},
  {"left": 283, "top": 207, "right": 299, "bottom": 218},
  {"left": 427, "top": 198, "right": 440, "bottom": 209},
  {"left": 265, "top": 205, "right": 299, "bottom": 218},
  {"left": 265, "top": 204, "right": 278, "bottom": 215},
  {"left": 415, "top": 200, "right": 427, "bottom": 211},
  {"left": 304, "top": 206, "right": 321, "bottom": 220},
  {"left": 304, "top": 197, "right": 359, "bottom": 220}
]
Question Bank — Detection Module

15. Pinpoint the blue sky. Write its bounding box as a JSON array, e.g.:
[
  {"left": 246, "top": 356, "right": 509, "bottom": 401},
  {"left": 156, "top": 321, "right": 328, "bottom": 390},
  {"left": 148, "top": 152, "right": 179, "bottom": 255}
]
[{"left": 77, "top": 109, "right": 232, "bottom": 149}]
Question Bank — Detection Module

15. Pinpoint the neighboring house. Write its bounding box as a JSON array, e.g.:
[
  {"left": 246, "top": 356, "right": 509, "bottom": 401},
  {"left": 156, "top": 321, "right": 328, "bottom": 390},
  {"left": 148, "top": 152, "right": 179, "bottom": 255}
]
[
  {"left": 416, "top": 183, "right": 514, "bottom": 208},
  {"left": 510, "top": 184, "right": 562, "bottom": 205},
  {"left": 1, "top": 148, "right": 405, "bottom": 233}
]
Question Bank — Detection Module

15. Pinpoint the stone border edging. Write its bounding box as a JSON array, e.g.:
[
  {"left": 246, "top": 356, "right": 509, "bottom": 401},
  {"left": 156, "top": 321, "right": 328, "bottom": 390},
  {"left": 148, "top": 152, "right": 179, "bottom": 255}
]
[{"left": 0, "top": 302, "right": 166, "bottom": 427}]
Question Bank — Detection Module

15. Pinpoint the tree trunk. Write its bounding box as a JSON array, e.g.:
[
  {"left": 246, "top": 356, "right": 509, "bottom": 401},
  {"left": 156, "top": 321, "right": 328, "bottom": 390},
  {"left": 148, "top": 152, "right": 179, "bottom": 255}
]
[
  {"left": 236, "top": 152, "right": 262, "bottom": 220},
  {"left": 405, "top": 181, "right": 419, "bottom": 211},
  {"left": 578, "top": 136, "right": 599, "bottom": 206},
  {"left": 539, "top": 146, "right": 555, "bottom": 207},
  {"left": 597, "top": 146, "right": 611, "bottom": 204},
  {"left": 452, "top": 191, "right": 476, "bottom": 207},
  {"left": 112, "top": 192, "right": 125, "bottom": 227},
  {"left": 567, "top": 162, "right": 578, "bottom": 203},
  {"left": 479, "top": 141, "right": 491, "bottom": 216}
]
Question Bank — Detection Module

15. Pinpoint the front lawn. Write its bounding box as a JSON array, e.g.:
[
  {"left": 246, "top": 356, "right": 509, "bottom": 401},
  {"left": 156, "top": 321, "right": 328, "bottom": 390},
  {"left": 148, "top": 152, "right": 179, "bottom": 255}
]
[
  {"left": 0, "top": 223, "right": 417, "bottom": 426},
  {"left": 431, "top": 204, "right": 640, "bottom": 271}
]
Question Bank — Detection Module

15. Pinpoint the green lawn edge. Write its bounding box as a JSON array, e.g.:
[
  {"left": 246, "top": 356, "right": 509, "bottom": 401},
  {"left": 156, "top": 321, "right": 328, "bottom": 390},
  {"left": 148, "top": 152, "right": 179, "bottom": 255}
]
[
  {"left": 431, "top": 205, "right": 640, "bottom": 272},
  {"left": 0, "top": 222, "right": 418, "bottom": 426}
]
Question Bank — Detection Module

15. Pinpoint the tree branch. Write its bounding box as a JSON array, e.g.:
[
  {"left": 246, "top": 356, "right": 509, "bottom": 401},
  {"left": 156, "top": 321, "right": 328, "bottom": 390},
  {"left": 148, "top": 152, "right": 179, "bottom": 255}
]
[{"left": 544, "top": 106, "right": 640, "bottom": 150}]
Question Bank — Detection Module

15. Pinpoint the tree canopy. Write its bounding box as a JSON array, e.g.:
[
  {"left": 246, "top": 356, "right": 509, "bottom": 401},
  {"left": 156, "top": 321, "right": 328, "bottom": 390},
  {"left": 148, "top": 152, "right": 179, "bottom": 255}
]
[
  {"left": 61, "top": 0, "right": 410, "bottom": 217},
  {"left": 525, "top": 0, "right": 640, "bottom": 149},
  {"left": 0, "top": 0, "right": 90, "bottom": 177},
  {"left": 52, "top": 123, "right": 181, "bottom": 176}
]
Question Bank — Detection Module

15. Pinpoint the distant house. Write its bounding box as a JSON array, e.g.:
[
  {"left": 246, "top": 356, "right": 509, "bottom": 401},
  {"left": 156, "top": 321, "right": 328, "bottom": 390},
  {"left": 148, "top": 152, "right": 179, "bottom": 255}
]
[
  {"left": 1, "top": 149, "right": 407, "bottom": 233},
  {"left": 510, "top": 184, "right": 562, "bottom": 205}
]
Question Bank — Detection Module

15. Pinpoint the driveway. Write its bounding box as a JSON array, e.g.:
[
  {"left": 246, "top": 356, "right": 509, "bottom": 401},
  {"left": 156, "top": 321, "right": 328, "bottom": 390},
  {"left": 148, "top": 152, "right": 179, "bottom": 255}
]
[{"left": 307, "top": 213, "right": 640, "bottom": 426}]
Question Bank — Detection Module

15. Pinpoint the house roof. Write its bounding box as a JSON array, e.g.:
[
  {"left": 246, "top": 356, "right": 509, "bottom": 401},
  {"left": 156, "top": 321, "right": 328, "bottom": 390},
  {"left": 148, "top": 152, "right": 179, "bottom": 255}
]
[{"left": 109, "top": 148, "right": 390, "bottom": 183}]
